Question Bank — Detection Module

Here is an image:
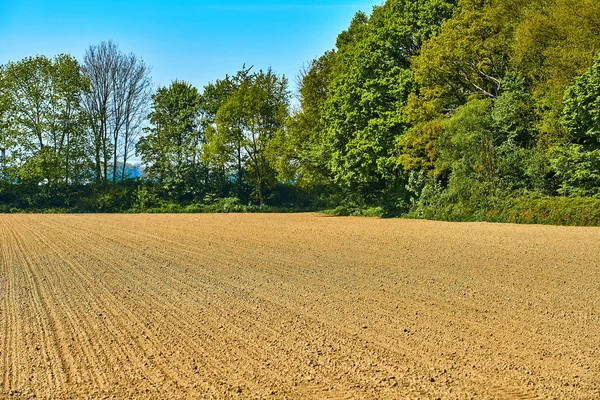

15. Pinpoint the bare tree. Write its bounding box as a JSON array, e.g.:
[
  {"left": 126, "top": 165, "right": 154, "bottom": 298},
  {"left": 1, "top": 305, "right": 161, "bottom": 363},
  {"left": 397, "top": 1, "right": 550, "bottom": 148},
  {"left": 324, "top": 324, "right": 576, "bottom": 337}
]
[
  {"left": 82, "top": 41, "right": 115, "bottom": 184},
  {"left": 81, "top": 41, "right": 151, "bottom": 184},
  {"left": 119, "top": 54, "right": 151, "bottom": 181}
]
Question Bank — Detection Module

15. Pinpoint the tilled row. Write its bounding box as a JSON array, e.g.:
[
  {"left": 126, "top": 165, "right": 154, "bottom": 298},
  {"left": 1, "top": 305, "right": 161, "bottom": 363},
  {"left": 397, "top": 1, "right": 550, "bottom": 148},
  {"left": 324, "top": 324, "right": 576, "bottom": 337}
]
[{"left": 0, "top": 214, "right": 598, "bottom": 399}]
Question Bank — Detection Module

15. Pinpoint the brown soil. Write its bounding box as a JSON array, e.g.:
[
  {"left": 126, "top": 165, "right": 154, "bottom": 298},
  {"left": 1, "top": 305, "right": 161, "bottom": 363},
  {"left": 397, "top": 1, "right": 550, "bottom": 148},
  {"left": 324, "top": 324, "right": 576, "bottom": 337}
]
[{"left": 0, "top": 213, "right": 599, "bottom": 399}]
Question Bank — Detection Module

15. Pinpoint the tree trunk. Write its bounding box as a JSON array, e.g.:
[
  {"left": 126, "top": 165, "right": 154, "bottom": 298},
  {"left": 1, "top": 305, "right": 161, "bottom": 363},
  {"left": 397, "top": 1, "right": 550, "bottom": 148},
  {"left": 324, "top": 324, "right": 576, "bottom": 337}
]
[
  {"left": 257, "top": 176, "right": 263, "bottom": 205},
  {"left": 121, "top": 154, "right": 128, "bottom": 182},
  {"left": 102, "top": 121, "right": 109, "bottom": 184},
  {"left": 121, "top": 121, "right": 129, "bottom": 182},
  {"left": 237, "top": 143, "right": 243, "bottom": 200},
  {"left": 65, "top": 131, "right": 70, "bottom": 185},
  {"left": 113, "top": 134, "right": 118, "bottom": 183}
]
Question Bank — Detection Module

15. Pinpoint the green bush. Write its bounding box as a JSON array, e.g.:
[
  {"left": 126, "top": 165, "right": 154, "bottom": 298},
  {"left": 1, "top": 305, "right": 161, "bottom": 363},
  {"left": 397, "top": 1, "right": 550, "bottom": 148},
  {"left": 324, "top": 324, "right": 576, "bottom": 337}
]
[
  {"left": 132, "top": 186, "right": 159, "bottom": 211},
  {"left": 406, "top": 188, "right": 600, "bottom": 226},
  {"left": 325, "top": 205, "right": 351, "bottom": 216},
  {"left": 322, "top": 205, "right": 384, "bottom": 218},
  {"left": 489, "top": 195, "right": 600, "bottom": 226},
  {"left": 211, "top": 197, "right": 245, "bottom": 213}
]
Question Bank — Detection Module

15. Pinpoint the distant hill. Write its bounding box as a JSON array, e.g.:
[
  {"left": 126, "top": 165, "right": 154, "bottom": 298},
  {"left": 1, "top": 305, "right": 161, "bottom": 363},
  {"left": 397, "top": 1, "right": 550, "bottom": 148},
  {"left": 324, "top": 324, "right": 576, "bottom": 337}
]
[{"left": 107, "top": 163, "right": 143, "bottom": 181}]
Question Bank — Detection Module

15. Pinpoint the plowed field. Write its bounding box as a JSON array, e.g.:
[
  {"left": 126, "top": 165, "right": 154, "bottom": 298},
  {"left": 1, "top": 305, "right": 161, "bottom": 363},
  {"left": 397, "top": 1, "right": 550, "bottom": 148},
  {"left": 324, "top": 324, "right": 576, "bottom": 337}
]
[{"left": 0, "top": 214, "right": 599, "bottom": 399}]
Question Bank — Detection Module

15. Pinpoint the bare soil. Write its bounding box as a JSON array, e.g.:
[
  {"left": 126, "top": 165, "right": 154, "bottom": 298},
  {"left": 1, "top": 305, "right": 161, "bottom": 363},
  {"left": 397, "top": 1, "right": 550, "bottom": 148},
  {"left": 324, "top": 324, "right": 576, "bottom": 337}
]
[{"left": 0, "top": 213, "right": 599, "bottom": 399}]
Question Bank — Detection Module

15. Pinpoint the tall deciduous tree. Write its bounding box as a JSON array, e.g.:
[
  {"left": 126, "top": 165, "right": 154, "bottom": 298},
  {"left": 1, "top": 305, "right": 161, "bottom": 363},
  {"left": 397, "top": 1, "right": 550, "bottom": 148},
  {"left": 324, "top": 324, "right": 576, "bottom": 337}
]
[
  {"left": 436, "top": 99, "right": 497, "bottom": 207},
  {"left": 137, "top": 80, "right": 204, "bottom": 201},
  {"left": 207, "top": 68, "right": 289, "bottom": 205},
  {"left": 0, "top": 55, "right": 89, "bottom": 186},
  {"left": 513, "top": 0, "right": 600, "bottom": 140},
  {"left": 270, "top": 51, "right": 335, "bottom": 189},
  {"left": 116, "top": 53, "right": 152, "bottom": 181},
  {"left": 323, "top": 0, "right": 457, "bottom": 206},
  {"left": 81, "top": 41, "right": 151, "bottom": 184},
  {"left": 552, "top": 52, "right": 600, "bottom": 196},
  {"left": 400, "top": 0, "right": 528, "bottom": 174},
  {"left": 202, "top": 67, "right": 252, "bottom": 199},
  {"left": 49, "top": 54, "right": 90, "bottom": 185}
]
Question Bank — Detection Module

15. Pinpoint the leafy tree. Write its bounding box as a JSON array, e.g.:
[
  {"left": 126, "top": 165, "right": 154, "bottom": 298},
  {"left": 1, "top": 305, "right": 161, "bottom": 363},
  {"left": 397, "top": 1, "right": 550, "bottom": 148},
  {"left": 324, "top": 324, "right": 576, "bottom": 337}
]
[
  {"left": 137, "top": 80, "right": 204, "bottom": 201},
  {"left": 553, "top": 52, "right": 600, "bottom": 196},
  {"left": 402, "top": 0, "right": 600, "bottom": 179},
  {"left": 270, "top": 51, "right": 336, "bottom": 189},
  {"left": 212, "top": 68, "right": 289, "bottom": 205},
  {"left": 410, "top": 79, "right": 547, "bottom": 213},
  {"left": 0, "top": 55, "right": 89, "bottom": 187},
  {"left": 323, "top": 0, "right": 457, "bottom": 207},
  {"left": 51, "top": 54, "right": 90, "bottom": 186},
  {"left": 1, "top": 55, "right": 55, "bottom": 181},
  {"left": 400, "top": 0, "right": 524, "bottom": 173},
  {"left": 202, "top": 67, "right": 253, "bottom": 200},
  {"left": 512, "top": 0, "right": 600, "bottom": 141},
  {"left": 550, "top": 145, "right": 600, "bottom": 197},
  {"left": 490, "top": 74, "right": 549, "bottom": 193},
  {"left": 412, "top": 0, "right": 525, "bottom": 107},
  {"left": 490, "top": 75, "right": 536, "bottom": 146},
  {"left": 436, "top": 99, "right": 497, "bottom": 206},
  {"left": 562, "top": 53, "right": 600, "bottom": 148}
]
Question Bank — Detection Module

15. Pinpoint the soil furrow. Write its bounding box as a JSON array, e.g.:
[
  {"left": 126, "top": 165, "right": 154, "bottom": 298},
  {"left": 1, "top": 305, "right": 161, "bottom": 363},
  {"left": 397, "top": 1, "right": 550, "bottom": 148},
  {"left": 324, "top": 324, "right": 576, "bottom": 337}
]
[
  {"left": 46, "top": 216, "right": 588, "bottom": 397},
  {"left": 15, "top": 216, "right": 191, "bottom": 396},
  {"left": 0, "top": 219, "right": 17, "bottom": 393},
  {"left": 0, "top": 214, "right": 598, "bottom": 399}
]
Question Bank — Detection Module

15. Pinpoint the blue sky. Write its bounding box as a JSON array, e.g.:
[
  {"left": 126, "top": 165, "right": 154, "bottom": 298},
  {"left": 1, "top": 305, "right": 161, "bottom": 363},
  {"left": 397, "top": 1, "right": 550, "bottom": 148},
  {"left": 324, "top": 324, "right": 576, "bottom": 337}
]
[{"left": 0, "top": 1, "right": 381, "bottom": 93}]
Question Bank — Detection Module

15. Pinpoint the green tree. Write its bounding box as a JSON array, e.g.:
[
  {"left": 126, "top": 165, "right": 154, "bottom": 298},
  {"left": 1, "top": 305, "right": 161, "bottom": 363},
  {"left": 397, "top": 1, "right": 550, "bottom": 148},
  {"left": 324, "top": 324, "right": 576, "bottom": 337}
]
[
  {"left": 50, "top": 54, "right": 90, "bottom": 186},
  {"left": 323, "top": 0, "right": 457, "bottom": 207},
  {"left": 489, "top": 74, "right": 549, "bottom": 193},
  {"left": 0, "top": 55, "right": 89, "bottom": 187},
  {"left": 2, "top": 55, "right": 54, "bottom": 183},
  {"left": 411, "top": 0, "right": 524, "bottom": 108},
  {"left": 436, "top": 99, "right": 497, "bottom": 207},
  {"left": 270, "top": 51, "right": 336, "bottom": 189},
  {"left": 562, "top": 53, "right": 600, "bottom": 148},
  {"left": 212, "top": 68, "right": 289, "bottom": 205},
  {"left": 137, "top": 80, "right": 204, "bottom": 201},
  {"left": 513, "top": 0, "right": 600, "bottom": 141},
  {"left": 202, "top": 67, "right": 253, "bottom": 200},
  {"left": 553, "top": 52, "right": 600, "bottom": 196},
  {"left": 400, "top": 0, "right": 524, "bottom": 173}
]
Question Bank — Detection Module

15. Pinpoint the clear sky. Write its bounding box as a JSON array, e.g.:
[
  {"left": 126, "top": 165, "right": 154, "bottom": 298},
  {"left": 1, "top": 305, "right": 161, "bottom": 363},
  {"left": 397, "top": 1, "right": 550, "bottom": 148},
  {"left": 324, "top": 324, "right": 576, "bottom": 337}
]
[{"left": 0, "top": 1, "right": 381, "bottom": 93}]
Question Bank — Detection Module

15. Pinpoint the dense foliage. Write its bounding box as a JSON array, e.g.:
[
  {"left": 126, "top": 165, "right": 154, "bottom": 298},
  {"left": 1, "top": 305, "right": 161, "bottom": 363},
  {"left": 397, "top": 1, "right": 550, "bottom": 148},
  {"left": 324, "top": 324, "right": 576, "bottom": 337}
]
[{"left": 2, "top": 0, "right": 600, "bottom": 225}]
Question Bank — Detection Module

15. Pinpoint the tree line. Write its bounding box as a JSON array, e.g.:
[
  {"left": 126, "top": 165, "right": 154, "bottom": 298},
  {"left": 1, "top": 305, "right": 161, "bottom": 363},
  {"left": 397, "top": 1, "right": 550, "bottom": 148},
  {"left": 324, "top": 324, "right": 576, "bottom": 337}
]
[
  {"left": 0, "top": 42, "right": 152, "bottom": 206},
  {"left": 2, "top": 0, "right": 600, "bottom": 224}
]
